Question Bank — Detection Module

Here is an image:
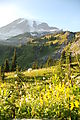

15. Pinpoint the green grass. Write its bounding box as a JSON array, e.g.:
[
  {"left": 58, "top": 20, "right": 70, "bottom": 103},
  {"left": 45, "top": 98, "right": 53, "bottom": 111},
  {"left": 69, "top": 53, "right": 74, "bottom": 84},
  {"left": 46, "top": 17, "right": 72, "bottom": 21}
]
[{"left": 0, "top": 62, "right": 80, "bottom": 119}]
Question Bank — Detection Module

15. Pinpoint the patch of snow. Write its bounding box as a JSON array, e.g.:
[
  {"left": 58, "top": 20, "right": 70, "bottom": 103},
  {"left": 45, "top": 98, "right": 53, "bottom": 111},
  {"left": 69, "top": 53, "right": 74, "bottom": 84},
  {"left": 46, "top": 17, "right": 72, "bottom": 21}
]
[
  {"left": 28, "top": 20, "right": 33, "bottom": 28},
  {"left": 12, "top": 26, "right": 16, "bottom": 28},
  {"left": 17, "top": 18, "right": 25, "bottom": 24},
  {"left": 0, "top": 28, "right": 23, "bottom": 40},
  {"left": 38, "top": 29, "right": 48, "bottom": 32},
  {"left": 50, "top": 29, "right": 59, "bottom": 32},
  {"left": 30, "top": 33, "right": 37, "bottom": 36}
]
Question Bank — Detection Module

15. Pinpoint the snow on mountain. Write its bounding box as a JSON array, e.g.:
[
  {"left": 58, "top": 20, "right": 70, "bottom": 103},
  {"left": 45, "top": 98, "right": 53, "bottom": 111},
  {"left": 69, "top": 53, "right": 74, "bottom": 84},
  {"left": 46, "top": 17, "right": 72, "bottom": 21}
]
[
  {"left": 0, "top": 18, "right": 60, "bottom": 40},
  {"left": 17, "top": 18, "right": 26, "bottom": 24}
]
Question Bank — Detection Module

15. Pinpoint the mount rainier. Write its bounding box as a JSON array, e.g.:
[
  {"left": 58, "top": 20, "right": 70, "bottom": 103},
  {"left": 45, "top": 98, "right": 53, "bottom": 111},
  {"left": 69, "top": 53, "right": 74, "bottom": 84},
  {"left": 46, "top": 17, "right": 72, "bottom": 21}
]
[{"left": 0, "top": 18, "right": 60, "bottom": 40}]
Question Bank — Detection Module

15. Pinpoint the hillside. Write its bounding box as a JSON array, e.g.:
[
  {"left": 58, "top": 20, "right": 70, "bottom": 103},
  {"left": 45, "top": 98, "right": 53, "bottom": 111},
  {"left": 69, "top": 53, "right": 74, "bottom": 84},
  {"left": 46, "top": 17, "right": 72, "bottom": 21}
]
[
  {"left": 70, "top": 32, "right": 80, "bottom": 55},
  {"left": 0, "top": 31, "right": 75, "bottom": 69}
]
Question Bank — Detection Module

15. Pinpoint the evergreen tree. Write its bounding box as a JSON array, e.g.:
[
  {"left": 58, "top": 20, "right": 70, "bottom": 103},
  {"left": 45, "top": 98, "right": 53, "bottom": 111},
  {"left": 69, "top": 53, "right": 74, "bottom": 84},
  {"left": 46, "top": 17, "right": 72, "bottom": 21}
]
[
  {"left": 61, "top": 50, "right": 66, "bottom": 64},
  {"left": 32, "top": 61, "right": 38, "bottom": 69},
  {"left": 57, "top": 60, "right": 64, "bottom": 85},
  {"left": 16, "top": 65, "right": 21, "bottom": 73},
  {"left": 4, "top": 59, "right": 9, "bottom": 72},
  {"left": 2, "top": 70, "right": 5, "bottom": 81},
  {"left": 0, "top": 66, "right": 5, "bottom": 81},
  {"left": 11, "top": 49, "right": 17, "bottom": 71},
  {"left": 65, "top": 50, "right": 73, "bottom": 86},
  {"left": 46, "top": 56, "right": 53, "bottom": 67}
]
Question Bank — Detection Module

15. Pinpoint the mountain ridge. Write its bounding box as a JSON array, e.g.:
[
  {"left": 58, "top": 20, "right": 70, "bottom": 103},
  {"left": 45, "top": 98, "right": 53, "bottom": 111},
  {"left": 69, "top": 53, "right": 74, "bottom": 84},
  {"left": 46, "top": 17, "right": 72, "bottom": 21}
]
[{"left": 0, "top": 18, "right": 60, "bottom": 40}]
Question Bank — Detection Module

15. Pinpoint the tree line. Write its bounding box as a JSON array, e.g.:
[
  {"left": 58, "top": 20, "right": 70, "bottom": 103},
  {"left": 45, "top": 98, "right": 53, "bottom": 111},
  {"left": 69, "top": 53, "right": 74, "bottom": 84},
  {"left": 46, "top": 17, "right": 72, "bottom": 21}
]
[
  {"left": 3, "top": 49, "right": 17, "bottom": 72},
  {"left": 0, "top": 49, "right": 17, "bottom": 81}
]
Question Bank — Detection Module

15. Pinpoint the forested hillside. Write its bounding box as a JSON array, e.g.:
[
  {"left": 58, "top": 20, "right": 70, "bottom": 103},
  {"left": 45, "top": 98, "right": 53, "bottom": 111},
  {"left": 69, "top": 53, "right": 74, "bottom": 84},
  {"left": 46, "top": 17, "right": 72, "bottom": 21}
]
[{"left": 0, "top": 31, "right": 76, "bottom": 69}]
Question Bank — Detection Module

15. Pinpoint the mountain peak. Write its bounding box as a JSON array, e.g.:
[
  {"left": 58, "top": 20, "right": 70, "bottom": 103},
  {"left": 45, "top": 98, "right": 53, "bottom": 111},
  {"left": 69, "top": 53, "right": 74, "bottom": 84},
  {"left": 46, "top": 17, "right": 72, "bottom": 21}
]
[{"left": 0, "top": 18, "right": 60, "bottom": 40}]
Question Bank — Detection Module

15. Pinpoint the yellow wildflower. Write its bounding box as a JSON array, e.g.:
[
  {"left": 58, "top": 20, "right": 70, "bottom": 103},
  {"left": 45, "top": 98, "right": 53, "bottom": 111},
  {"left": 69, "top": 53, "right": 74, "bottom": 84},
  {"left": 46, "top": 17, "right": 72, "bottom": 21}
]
[
  {"left": 75, "top": 100, "right": 79, "bottom": 108},
  {"left": 70, "top": 102, "right": 74, "bottom": 110}
]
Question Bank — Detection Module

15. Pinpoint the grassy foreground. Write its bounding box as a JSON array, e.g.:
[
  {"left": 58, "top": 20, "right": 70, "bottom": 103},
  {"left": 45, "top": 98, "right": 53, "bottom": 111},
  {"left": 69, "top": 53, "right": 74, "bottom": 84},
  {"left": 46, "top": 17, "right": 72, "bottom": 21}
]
[{"left": 0, "top": 65, "right": 80, "bottom": 120}]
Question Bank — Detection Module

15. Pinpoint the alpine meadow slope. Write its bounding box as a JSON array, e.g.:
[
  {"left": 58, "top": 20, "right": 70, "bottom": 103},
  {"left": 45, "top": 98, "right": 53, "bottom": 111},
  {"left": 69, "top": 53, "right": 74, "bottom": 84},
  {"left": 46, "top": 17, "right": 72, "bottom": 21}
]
[{"left": 0, "top": 30, "right": 76, "bottom": 69}]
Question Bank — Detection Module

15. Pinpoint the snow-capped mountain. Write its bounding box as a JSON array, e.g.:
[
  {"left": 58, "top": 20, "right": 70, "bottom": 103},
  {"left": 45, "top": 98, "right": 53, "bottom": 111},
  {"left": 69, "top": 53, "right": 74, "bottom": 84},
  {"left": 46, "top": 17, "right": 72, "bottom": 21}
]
[{"left": 0, "top": 18, "right": 60, "bottom": 40}]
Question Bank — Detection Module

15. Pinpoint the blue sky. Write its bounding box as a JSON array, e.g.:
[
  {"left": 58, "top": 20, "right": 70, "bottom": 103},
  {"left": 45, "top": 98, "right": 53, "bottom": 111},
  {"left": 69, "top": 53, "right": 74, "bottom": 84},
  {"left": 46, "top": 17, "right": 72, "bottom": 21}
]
[{"left": 0, "top": 0, "right": 80, "bottom": 31}]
